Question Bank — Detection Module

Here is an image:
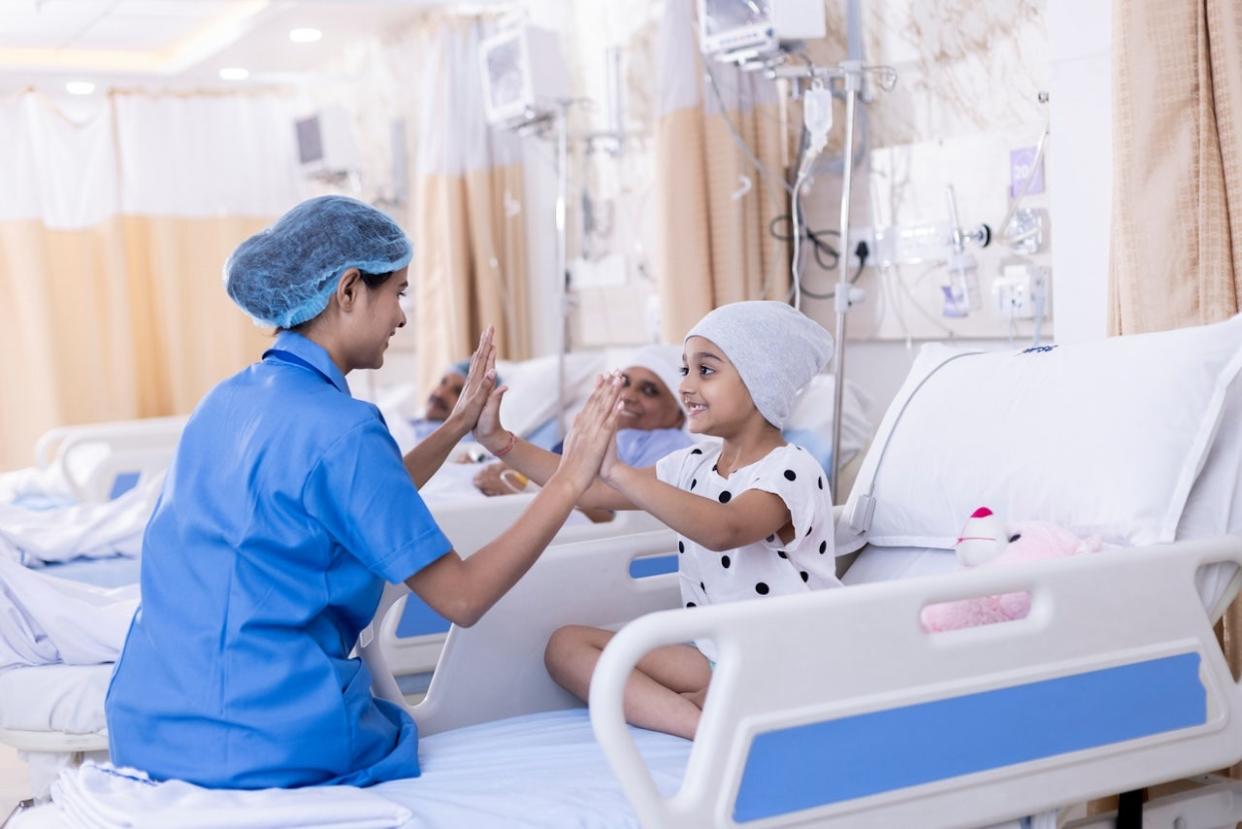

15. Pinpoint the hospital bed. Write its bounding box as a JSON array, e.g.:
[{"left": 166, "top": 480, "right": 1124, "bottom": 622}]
[
  {"left": 10, "top": 316, "right": 1242, "bottom": 828},
  {"left": 0, "top": 417, "right": 185, "bottom": 509},
  {"left": 352, "top": 315, "right": 1242, "bottom": 827}
]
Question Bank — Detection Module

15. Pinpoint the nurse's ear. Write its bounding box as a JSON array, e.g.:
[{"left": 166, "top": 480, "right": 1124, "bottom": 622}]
[{"left": 335, "top": 268, "right": 362, "bottom": 313}]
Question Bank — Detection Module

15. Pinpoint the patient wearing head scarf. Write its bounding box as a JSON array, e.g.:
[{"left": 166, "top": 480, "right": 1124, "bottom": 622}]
[{"left": 473, "top": 346, "right": 692, "bottom": 498}]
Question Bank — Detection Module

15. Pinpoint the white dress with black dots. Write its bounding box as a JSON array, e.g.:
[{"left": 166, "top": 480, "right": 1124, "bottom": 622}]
[{"left": 655, "top": 442, "right": 841, "bottom": 662}]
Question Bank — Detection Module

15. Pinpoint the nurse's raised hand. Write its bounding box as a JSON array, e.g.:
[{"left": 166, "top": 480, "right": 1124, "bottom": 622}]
[
  {"left": 448, "top": 326, "right": 500, "bottom": 432},
  {"left": 556, "top": 372, "right": 625, "bottom": 494}
]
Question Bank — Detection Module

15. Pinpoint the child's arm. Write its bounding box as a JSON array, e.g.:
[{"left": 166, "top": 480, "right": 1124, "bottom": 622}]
[
  {"left": 474, "top": 374, "right": 641, "bottom": 511},
  {"left": 604, "top": 460, "right": 791, "bottom": 552}
]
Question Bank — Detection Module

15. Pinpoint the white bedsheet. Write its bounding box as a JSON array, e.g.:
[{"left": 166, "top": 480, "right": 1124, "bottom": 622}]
[
  {"left": 841, "top": 545, "right": 958, "bottom": 585},
  {"left": 0, "top": 475, "right": 162, "bottom": 566},
  {"left": 0, "top": 664, "right": 111, "bottom": 734},
  {"left": 12, "top": 710, "right": 689, "bottom": 829},
  {"left": 0, "top": 557, "right": 137, "bottom": 671}
]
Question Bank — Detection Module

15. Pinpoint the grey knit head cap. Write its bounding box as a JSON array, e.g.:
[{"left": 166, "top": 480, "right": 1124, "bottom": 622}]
[{"left": 684, "top": 301, "right": 834, "bottom": 429}]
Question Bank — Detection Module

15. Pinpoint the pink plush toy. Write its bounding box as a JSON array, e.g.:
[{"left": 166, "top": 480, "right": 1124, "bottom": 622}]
[{"left": 920, "top": 507, "right": 1103, "bottom": 632}]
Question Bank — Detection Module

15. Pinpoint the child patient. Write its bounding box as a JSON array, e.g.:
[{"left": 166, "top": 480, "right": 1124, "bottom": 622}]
[{"left": 473, "top": 301, "right": 840, "bottom": 739}]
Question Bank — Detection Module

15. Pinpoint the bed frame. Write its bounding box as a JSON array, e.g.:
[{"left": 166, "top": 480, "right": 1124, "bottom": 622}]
[{"left": 362, "top": 532, "right": 1242, "bottom": 827}]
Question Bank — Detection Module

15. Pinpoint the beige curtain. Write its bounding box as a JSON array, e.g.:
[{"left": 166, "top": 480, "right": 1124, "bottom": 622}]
[
  {"left": 410, "top": 19, "right": 530, "bottom": 395},
  {"left": 653, "top": 0, "right": 791, "bottom": 342},
  {"left": 1108, "top": 0, "right": 1242, "bottom": 789},
  {"left": 1110, "top": 0, "right": 1241, "bottom": 332},
  {"left": 0, "top": 216, "right": 273, "bottom": 470}
]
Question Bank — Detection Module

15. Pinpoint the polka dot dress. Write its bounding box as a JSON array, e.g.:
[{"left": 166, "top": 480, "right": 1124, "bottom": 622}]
[{"left": 656, "top": 443, "right": 841, "bottom": 661}]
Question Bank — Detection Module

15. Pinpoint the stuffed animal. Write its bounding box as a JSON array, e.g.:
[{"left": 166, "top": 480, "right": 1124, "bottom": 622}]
[{"left": 920, "top": 507, "right": 1103, "bottom": 632}]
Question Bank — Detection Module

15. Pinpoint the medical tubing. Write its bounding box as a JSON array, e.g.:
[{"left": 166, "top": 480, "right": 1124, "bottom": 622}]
[
  {"left": 704, "top": 63, "right": 795, "bottom": 198},
  {"left": 769, "top": 210, "right": 841, "bottom": 272}
]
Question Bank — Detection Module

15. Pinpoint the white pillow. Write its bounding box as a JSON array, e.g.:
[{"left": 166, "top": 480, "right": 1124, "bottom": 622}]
[
  {"left": 845, "top": 314, "right": 1242, "bottom": 550},
  {"left": 497, "top": 352, "right": 606, "bottom": 438},
  {"left": 786, "top": 374, "right": 874, "bottom": 459}
]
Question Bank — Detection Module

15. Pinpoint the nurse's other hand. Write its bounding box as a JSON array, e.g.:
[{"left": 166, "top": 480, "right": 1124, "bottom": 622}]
[
  {"left": 448, "top": 326, "right": 499, "bottom": 433},
  {"left": 556, "top": 372, "right": 624, "bottom": 493}
]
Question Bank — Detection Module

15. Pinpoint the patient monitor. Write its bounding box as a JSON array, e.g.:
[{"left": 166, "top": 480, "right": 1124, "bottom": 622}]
[{"left": 699, "top": 0, "right": 826, "bottom": 64}]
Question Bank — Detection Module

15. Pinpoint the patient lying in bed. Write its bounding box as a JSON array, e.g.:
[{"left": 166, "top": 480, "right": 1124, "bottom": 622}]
[{"left": 472, "top": 348, "right": 692, "bottom": 522}]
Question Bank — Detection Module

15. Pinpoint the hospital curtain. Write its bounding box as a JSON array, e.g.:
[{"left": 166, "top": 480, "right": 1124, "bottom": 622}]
[
  {"left": 652, "top": 0, "right": 791, "bottom": 343},
  {"left": 1108, "top": 0, "right": 1242, "bottom": 783},
  {"left": 0, "top": 91, "right": 300, "bottom": 471},
  {"left": 1109, "top": 0, "right": 1241, "bottom": 331},
  {"left": 409, "top": 18, "right": 530, "bottom": 395}
]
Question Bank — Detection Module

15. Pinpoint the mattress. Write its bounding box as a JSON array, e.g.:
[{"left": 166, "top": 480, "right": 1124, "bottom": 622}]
[
  {"left": 0, "top": 664, "right": 111, "bottom": 735},
  {"left": 841, "top": 545, "right": 958, "bottom": 585},
  {"left": 9, "top": 708, "right": 690, "bottom": 829}
]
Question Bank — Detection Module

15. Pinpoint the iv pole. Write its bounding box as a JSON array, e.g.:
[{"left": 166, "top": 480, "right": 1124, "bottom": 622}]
[
  {"left": 768, "top": 59, "right": 894, "bottom": 503},
  {"left": 829, "top": 61, "right": 861, "bottom": 503}
]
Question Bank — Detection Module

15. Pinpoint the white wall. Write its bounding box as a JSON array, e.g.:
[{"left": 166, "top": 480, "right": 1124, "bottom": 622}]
[{"left": 1047, "top": 0, "right": 1112, "bottom": 344}]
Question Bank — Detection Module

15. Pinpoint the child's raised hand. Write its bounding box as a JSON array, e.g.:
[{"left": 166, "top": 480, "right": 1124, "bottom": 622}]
[{"left": 556, "top": 372, "right": 624, "bottom": 495}]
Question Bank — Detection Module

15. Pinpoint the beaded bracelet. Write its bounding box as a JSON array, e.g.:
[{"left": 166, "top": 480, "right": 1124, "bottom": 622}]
[{"left": 493, "top": 431, "right": 518, "bottom": 458}]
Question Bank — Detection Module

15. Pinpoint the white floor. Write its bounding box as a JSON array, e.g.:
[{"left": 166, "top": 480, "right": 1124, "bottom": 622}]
[{"left": 0, "top": 743, "right": 32, "bottom": 820}]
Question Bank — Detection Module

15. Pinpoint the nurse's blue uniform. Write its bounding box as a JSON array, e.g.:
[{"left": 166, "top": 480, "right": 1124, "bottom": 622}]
[{"left": 106, "top": 332, "right": 453, "bottom": 789}]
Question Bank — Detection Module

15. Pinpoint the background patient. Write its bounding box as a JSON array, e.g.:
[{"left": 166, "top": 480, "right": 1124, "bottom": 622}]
[{"left": 473, "top": 346, "right": 691, "bottom": 497}]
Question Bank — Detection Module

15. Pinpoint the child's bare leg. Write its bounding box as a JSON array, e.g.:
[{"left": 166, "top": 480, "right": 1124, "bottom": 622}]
[{"left": 545, "top": 625, "right": 711, "bottom": 740}]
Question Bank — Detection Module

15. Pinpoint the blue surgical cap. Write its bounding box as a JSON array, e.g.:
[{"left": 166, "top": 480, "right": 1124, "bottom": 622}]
[
  {"left": 449, "top": 358, "right": 501, "bottom": 387},
  {"left": 224, "top": 195, "right": 413, "bottom": 329}
]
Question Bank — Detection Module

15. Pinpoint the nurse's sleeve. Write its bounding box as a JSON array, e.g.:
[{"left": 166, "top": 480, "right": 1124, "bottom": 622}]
[{"left": 302, "top": 419, "right": 454, "bottom": 583}]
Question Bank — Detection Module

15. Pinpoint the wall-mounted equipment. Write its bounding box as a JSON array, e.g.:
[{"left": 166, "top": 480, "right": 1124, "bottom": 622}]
[
  {"left": 294, "top": 106, "right": 360, "bottom": 181},
  {"left": 479, "top": 25, "right": 570, "bottom": 129},
  {"left": 699, "top": 0, "right": 826, "bottom": 65}
]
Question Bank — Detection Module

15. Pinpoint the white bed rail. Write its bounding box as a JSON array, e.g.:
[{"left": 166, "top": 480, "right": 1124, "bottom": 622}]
[
  {"left": 590, "top": 536, "right": 1242, "bottom": 828},
  {"left": 360, "top": 528, "right": 680, "bottom": 736},
  {"left": 376, "top": 499, "right": 665, "bottom": 678},
  {"left": 33, "top": 416, "right": 185, "bottom": 503}
]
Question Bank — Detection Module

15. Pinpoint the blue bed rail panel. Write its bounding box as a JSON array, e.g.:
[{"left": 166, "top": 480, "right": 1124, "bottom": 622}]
[
  {"left": 394, "top": 554, "right": 680, "bottom": 639},
  {"left": 628, "top": 555, "right": 679, "bottom": 580},
  {"left": 733, "top": 652, "right": 1208, "bottom": 823},
  {"left": 396, "top": 596, "right": 452, "bottom": 638}
]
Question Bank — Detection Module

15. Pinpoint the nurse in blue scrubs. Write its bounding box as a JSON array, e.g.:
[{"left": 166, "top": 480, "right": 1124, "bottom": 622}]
[{"left": 104, "top": 195, "right": 624, "bottom": 789}]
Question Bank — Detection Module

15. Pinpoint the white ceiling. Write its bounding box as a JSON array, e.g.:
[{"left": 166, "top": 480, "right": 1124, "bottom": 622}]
[{"left": 0, "top": 0, "right": 511, "bottom": 92}]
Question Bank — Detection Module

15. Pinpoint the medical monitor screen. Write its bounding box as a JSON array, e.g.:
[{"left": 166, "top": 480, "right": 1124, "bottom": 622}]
[
  {"left": 295, "top": 116, "right": 323, "bottom": 165},
  {"left": 485, "top": 36, "right": 526, "bottom": 111},
  {"left": 703, "top": 0, "right": 772, "bottom": 37}
]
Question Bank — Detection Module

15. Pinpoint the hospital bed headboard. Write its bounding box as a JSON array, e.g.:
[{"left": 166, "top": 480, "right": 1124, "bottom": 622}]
[{"left": 36, "top": 416, "right": 187, "bottom": 503}]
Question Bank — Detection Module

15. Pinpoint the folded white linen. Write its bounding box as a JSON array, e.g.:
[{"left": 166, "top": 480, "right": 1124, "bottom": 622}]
[
  {"left": 0, "top": 474, "right": 163, "bottom": 565},
  {"left": 0, "top": 557, "right": 137, "bottom": 670},
  {"left": 49, "top": 762, "right": 412, "bottom": 829}
]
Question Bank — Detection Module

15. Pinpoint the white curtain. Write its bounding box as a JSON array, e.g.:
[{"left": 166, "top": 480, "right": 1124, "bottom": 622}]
[{"left": 0, "top": 91, "right": 306, "bottom": 471}]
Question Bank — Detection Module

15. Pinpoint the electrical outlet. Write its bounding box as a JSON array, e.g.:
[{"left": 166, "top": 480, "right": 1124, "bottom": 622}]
[
  {"left": 992, "top": 264, "right": 1049, "bottom": 320},
  {"left": 847, "top": 226, "right": 875, "bottom": 264}
]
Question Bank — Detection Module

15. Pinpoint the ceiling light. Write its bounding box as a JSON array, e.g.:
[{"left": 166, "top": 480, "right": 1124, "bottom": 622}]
[
  {"left": 65, "top": 81, "right": 95, "bottom": 95},
  {"left": 219, "top": 67, "right": 250, "bottom": 81},
  {"left": 289, "top": 28, "right": 322, "bottom": 43}
]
